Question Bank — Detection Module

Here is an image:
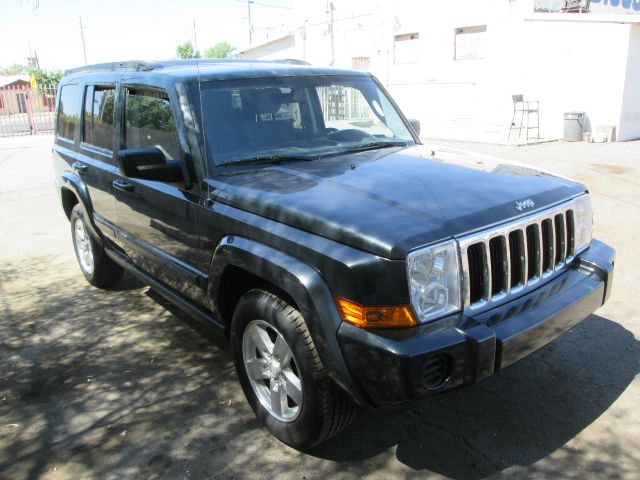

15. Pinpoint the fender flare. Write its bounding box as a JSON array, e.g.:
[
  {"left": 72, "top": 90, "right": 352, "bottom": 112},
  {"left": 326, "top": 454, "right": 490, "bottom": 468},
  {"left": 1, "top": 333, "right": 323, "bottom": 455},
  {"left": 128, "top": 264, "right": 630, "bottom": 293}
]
[
  {"left": 208, "top": 235, "right": 369, "bottom": 406},
  {"left": 59, "top": 171, "right": 103, "bottom": 243}
]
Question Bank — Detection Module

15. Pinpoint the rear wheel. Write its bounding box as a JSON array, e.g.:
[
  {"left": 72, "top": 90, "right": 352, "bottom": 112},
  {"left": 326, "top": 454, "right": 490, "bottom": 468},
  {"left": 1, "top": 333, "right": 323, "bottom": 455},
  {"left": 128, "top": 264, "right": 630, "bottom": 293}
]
[
  {"left": 70, "top": 205, "right": 123, "bottom": 288},
  {"left": 231, "top": 289, "right": 356, "bottom": 449}
]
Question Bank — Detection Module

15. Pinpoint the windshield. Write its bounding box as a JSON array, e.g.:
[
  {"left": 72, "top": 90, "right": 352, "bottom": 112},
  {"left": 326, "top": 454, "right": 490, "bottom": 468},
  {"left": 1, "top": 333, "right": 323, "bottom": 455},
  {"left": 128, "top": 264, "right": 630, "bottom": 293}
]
[{"left": 189, "top": 75, "right": 416, "bottom": 167}]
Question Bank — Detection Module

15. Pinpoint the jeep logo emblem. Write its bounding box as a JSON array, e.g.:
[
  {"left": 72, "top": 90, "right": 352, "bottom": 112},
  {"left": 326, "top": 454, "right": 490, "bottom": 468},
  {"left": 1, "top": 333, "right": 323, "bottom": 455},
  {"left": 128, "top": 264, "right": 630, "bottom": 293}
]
[{"left": 515, "top": 199, "right": 535, "bottom": 211}]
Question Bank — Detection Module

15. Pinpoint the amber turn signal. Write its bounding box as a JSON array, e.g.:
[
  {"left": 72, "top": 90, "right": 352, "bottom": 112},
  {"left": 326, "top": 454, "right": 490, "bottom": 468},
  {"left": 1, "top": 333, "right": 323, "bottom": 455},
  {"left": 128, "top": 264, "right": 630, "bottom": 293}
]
[{"left": 334, "top": 296, "right": 417, "bottom": 329}]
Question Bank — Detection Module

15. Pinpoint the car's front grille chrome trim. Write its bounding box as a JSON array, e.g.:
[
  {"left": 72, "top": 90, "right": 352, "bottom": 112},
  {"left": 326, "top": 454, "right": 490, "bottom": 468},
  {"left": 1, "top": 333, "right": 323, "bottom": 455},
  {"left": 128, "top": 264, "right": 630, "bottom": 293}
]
[{"left": 459, "top": 198, "right": 583, "bottom": 313}]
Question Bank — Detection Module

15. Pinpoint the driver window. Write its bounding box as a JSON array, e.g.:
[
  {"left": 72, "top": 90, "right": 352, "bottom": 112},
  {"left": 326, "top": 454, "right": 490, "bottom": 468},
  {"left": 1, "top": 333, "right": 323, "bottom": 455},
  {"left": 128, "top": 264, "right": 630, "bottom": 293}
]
[
  {"left": 316, "top": 85, "right": 393, "bottom": 137},
  {"left": 125, "top": 88, "right": 180, "bottom": 161}
]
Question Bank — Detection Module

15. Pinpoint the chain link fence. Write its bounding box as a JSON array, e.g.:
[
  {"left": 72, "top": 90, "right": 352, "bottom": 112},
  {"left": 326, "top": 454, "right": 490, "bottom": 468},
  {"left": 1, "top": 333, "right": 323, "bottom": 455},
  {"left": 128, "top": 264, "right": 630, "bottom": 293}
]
[{"left": 0, "top": 84, "right": 57, "bottom": 137}]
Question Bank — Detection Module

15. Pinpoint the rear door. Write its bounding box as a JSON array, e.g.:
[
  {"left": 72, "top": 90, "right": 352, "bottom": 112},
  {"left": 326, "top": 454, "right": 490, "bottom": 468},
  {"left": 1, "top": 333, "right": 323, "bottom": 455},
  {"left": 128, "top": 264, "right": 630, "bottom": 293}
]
[
  {"left": 79, "top": 83, "right": 119, "bottom": 233},
  {"left": 53, "top": 81, "right": 118, "bottom": 242},
  {"left": 112, "top": 86, "right": 208, "bottom": 306}
]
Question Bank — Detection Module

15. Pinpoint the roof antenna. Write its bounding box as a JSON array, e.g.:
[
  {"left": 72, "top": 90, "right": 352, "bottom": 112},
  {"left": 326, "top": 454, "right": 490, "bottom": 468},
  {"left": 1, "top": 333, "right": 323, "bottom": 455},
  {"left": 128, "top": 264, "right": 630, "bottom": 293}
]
[{"left": 193, "top": 20, "right": 211, "bottom": 201}]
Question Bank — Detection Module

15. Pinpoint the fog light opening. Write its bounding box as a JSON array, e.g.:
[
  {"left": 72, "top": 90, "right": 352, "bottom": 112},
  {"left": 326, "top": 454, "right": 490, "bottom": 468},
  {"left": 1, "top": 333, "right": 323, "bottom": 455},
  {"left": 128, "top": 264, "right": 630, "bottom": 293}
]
[{"left": 423, "top": 354, "right": 453, "bottom": 390}]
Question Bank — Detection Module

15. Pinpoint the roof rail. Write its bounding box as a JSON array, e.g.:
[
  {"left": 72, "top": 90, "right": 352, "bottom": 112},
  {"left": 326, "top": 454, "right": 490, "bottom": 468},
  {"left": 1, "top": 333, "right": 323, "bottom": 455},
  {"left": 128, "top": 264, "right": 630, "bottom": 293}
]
[
  {"left": 62, "top": 58, "right": 313, "bottom": 76},
  {"left": 148, "top": 58, "right": 274, "bottom": 69},
  {"left": 64, "top": 60, "right": 153, "bottom": 76},
  {"left": 272, "top": 58, "right": 311, "bottom": 66}
]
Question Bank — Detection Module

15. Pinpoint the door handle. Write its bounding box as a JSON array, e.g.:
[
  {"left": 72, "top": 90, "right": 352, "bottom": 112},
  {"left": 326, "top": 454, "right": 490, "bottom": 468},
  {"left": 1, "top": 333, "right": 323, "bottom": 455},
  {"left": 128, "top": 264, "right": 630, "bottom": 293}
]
[
  {"left": 72, "top": 161, "right": 87, "bottom": 173},
  {"left": 113, "top": 179, "right": 135, "bottom": 193}
]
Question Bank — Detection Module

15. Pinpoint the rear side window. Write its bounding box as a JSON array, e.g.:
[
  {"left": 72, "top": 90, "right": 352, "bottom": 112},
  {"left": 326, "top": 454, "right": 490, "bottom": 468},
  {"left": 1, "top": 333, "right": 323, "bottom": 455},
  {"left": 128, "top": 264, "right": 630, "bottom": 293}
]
[
  {"left": 83, "top": 85, "right": 116, "bottom": 150},
  {"left": 57, "top": 84, "right": 82, "bottom": 141},
  {"left": 125, "top": 89, "right": 179, "bottom": 160}
]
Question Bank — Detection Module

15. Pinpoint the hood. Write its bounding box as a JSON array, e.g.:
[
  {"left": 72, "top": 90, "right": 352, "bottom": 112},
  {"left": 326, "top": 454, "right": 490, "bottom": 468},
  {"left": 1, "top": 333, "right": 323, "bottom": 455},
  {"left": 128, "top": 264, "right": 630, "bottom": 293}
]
[{"left": 209, "top": 145, "right": 586, "bottom": 259}]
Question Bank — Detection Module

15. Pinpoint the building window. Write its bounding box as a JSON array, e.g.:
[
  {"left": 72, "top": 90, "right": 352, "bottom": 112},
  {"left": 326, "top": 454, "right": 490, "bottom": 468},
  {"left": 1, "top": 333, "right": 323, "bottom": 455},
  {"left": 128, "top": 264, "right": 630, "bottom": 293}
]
[
  {"left": 454, "top": 25, "right": 487, "bottom": 61},
  {"left": 351, "top": 57, "right": 370, "bottom": 72},
  {"left": 394, "top": 33, "right": 420, "bottom": 64}
]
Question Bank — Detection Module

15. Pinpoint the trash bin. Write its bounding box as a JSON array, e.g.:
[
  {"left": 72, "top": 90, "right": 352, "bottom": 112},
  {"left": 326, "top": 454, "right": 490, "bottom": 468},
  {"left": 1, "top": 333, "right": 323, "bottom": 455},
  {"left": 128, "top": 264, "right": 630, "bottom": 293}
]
[{"left": 564, "top": 112, "right": 585, "bottom": 142}]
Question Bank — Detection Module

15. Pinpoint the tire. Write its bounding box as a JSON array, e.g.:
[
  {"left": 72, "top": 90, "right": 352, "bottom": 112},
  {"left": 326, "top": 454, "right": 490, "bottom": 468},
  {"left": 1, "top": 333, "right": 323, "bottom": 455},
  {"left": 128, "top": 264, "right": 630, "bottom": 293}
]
[
  {"left": 70, "top": 204, "right": 123, "bottom": 288},
  {"left": 231, "top": 289, "right": 356, "bottom": 449}
]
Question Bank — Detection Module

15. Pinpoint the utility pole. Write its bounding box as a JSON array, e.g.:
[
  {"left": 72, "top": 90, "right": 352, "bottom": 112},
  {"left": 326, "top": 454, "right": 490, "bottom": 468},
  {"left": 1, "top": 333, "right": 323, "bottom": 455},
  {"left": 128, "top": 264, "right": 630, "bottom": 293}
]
[
  {"left": 79, "top": 16, "right": 87, "bottom": 66},
  {"left": 328, "top": 2, "right": 335, "bottom": 66},
  {"left": 247, "top": 0, "right": 253, "bottom": 45}
]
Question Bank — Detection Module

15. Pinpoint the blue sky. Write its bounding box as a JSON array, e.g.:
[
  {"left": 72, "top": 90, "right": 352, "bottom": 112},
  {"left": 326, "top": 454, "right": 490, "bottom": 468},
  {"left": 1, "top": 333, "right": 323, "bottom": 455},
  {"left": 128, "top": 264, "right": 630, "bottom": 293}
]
[{"left": 0, "top": 0, "right": 294, "bottom": 71}]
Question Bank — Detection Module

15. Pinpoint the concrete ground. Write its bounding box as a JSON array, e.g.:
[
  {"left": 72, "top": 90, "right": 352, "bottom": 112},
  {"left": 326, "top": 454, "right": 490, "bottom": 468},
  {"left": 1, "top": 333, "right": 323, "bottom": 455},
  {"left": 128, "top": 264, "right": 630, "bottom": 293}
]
[{"left": 1, "top": 135, "right": 639, "bottom": 480}]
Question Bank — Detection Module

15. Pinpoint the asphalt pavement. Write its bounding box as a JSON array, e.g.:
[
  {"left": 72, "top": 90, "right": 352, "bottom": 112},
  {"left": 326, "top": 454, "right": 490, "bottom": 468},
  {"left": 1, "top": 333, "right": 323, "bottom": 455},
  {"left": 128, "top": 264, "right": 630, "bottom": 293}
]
[{"left": 1, "top": 135, "right": 639, "bottom": 479}]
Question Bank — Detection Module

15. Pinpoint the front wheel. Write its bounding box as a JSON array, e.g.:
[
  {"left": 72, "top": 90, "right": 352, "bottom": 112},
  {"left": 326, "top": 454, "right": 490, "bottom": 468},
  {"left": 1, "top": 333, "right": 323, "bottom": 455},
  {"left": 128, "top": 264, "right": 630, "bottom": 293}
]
[{"left": 231, "top": 289, "right": 356, "bottom": 449}]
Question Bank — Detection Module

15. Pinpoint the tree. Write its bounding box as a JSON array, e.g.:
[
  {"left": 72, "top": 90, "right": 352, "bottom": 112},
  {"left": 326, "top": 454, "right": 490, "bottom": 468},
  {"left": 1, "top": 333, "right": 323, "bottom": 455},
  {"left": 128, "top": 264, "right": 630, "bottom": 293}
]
[
  {"left": 176, "top": 41, "right": 200, "bottom": 59},
  {"left": 0, "top": 64, "right": 62, "bottom": 85},
  {"left": 30, "top": 69, "right": 63, "bottom": 85},
  {"left": 204, "top": 42, "right": 234, "bottom": 59},
  {"left": 0, "top": 64, "right": 30, "bottom": 75}
]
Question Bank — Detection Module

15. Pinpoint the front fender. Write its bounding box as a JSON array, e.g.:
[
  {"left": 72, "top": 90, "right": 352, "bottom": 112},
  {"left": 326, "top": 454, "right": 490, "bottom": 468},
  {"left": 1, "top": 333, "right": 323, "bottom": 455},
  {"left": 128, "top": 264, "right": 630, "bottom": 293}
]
[{"left": 208, "top": 235, "right": 369, "bottom": 406}]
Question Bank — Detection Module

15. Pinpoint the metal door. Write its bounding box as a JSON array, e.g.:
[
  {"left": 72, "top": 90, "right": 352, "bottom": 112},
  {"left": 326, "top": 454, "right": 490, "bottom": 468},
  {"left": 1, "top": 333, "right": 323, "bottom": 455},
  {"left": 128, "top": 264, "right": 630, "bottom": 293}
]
[{"left": 113, "top": 86, "right": 208, "bottom": 306}]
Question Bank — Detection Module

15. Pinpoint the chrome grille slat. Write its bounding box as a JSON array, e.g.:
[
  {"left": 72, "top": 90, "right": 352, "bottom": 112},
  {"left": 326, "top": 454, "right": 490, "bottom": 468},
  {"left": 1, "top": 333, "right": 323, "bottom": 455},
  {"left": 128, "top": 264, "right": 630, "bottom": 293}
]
[
  {"left": 459, "top": 199, "right": 581, "bottom": 313},
  {"left": 541, "top": 218, "right": 555, "bottom": 274},
  {"left": 521, "top": 227, "right": 529, "bottom": 283},
  {"left": 555, "top": 213, "right": 566, "bottom": 266},
  {"left": 535, "top": 222, "right": 544, "bottom": 279},
  {"left": 503, "top": 234, "right": 511, "bottom": 294},
  {"left": 482, "top": 240, "right": 491, "bottom": 302}
]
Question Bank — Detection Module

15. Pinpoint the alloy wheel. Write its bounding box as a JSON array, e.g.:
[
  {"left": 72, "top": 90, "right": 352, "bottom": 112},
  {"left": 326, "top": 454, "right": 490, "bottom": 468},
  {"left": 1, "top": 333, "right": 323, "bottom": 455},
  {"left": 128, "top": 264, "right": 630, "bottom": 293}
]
[{"left": 242, "top": 319, "right": 303, "bottom": 422}]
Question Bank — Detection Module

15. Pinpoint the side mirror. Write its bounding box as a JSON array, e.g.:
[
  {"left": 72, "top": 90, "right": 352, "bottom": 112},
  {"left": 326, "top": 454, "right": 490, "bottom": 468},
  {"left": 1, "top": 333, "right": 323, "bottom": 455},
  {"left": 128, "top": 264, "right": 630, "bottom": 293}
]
[
  {"left": 115, "top": 148, "right": 184, "bottom": 183},
  {"left": 408, "top": 119, "right": 421, "bottom": 137}
]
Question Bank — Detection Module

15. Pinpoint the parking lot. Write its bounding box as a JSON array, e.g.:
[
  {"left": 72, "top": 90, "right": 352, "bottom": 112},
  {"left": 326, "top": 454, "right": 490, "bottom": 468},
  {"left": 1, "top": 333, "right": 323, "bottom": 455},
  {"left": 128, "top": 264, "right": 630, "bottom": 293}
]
[{"left": 1, "top": 135, "right": 639, "bottom": 480}]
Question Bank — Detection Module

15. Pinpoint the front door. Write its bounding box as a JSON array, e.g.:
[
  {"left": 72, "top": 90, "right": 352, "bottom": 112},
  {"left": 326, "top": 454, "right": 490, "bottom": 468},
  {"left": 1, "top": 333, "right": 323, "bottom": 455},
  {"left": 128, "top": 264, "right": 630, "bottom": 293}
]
[{"left": 113, "top": 86, "right": 208, "bottom": 306}]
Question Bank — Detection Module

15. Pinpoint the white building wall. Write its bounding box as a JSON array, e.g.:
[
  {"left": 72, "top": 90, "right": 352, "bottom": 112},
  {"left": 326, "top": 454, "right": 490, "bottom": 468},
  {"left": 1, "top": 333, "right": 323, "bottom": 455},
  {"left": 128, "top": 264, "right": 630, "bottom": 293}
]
[
  {"left": 619, "top": 24, "right": 640, "bottom": 141},
  {"left": 266, "top": 0, "right": 640, "bottom": 142},
  {"left": 516, "top": 20, "right": 630, "bottom": 139}
]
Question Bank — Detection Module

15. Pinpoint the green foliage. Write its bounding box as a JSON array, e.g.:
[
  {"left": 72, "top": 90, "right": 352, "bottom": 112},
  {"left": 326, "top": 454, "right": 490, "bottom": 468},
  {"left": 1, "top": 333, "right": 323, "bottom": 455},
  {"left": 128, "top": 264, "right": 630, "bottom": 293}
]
[
  {"left": 176, "top": 41, "right": 201, "bottom": 59},
  {"left": 0, "top": 64, "right": 62, "bottom": 85},
  {"left": 204, "top": 42, "right": 234, "bottom": 59},
  {"left": 30, "top": 69, "right": 63, "bottom": 86},
  {"left": 0, "top": 64, "right": 30, "bottom": 75}
]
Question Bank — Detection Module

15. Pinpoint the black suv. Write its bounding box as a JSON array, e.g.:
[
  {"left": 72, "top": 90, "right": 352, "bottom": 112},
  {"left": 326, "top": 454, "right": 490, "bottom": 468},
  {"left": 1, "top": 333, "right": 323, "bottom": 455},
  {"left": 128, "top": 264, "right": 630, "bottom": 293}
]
[{"left": 53, "top": 59, "right": 615, "bottom": 449}]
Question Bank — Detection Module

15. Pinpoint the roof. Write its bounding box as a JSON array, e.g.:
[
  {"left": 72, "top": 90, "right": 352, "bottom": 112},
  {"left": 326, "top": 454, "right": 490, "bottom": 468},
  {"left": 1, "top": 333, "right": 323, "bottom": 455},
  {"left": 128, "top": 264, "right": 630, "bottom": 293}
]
[
  {"left": 61, "top": 59, "right": 367, "bottom": 83},
  {"left": 0, "top": 75, "right": 30, "bottom": 87},
  {"left": 237, "top": 33, "right": 296, "bottom": 56}
]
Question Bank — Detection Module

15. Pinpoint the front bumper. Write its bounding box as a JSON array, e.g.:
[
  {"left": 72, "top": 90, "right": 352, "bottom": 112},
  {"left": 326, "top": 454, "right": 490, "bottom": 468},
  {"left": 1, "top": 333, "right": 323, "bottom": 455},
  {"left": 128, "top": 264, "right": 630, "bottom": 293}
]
[{"left": 337, "top": 239, "right": 615, "bottom": 406}]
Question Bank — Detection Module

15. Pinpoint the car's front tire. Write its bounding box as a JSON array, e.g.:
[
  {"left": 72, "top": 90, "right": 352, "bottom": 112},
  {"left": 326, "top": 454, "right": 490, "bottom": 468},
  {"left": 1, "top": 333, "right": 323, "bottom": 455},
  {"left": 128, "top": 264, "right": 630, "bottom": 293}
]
[
  {"left": 70, "top": 204, "right": 123, "bottom": 288},
  {"left": 231, "top": 289, "right": 356, "bottom": 449}
]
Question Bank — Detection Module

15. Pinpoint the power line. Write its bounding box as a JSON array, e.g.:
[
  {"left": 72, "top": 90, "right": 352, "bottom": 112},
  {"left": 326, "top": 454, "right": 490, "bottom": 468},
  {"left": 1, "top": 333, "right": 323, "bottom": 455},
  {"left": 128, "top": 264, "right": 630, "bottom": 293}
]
[{"left": 234, "top": 0, "right": 292, "bottom": 9}]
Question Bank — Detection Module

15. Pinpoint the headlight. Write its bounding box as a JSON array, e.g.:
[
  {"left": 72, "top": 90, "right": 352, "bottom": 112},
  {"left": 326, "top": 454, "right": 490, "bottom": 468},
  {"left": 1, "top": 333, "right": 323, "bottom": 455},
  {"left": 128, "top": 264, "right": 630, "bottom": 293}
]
[
  {"left": 407, "top": 240, "right": 461, "bottom": 323},
  {"left": 574, "top": 194, "right": 593, "bottom": 254}
]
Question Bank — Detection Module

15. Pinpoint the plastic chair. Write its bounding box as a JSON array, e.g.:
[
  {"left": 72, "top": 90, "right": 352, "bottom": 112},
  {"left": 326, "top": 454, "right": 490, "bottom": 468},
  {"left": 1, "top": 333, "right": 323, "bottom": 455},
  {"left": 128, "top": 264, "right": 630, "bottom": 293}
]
[{"left": 509, "top": 95, "right": 539, "bottom": 141}]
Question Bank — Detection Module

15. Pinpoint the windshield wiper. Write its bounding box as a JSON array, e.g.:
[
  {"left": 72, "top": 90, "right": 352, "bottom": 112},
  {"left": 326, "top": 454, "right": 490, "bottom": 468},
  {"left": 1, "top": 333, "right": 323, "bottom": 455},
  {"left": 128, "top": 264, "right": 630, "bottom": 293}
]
[
  {"left": 222, "top": 155, "right": 313, "bottom": 166},
  {"left": 343, "top": 141, "right": 408, "bottom": 153}
]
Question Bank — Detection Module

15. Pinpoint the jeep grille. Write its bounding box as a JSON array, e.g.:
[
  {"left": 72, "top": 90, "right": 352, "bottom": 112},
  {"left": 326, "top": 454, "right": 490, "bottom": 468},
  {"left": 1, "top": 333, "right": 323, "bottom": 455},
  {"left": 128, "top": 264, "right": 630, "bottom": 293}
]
[{"left": 459, "top": 199, "right": 578, "bottom": 312}]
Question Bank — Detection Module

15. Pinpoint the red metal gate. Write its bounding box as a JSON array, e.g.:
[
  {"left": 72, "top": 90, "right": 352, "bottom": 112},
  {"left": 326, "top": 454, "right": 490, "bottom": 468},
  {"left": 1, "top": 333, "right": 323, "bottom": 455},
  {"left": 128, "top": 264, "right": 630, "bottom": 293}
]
[{"left": 0, "top": 84, "right": 57, "bottom": 137}]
